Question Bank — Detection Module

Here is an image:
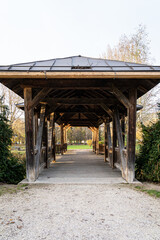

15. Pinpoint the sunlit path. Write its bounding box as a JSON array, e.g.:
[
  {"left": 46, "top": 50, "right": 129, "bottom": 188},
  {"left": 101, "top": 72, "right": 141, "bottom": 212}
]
[{"left": 35, "top": 150, "right": 126, "bottom": 184}]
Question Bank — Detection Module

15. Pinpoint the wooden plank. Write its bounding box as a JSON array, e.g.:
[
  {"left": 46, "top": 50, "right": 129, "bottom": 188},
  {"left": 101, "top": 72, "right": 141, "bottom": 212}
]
[
  {"left": 114, "top": 107, "right": 126, "bottom": 178},
  {"left": 24, "top": 88, "right": 35, "bottom": 182},
  {"left": 127, "top": 88, "right": 137, "bottom": 183},
  {"left": 101, "top": 103, "right": 113, "bottom": 118},
  {"left": 112, "top": 84, "right": 133, "bottom": 108},
  {"left": 29, "top": 88, "right": 53, "bottom": 110},
  {"left": 1, "top": 71, "right": 160, "bottom": 79},
  {"left": 35, "top": 104, "right": 46, "bottom": 178},
  {"left": 121, "top": 116, "right": 125, "bottom": 145}
]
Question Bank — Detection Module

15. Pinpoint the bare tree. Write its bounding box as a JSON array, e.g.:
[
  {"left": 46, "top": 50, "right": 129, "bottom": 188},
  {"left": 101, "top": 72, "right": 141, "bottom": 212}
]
[{"left": 0, "top": 84, "right": 24, "bottom": 124}]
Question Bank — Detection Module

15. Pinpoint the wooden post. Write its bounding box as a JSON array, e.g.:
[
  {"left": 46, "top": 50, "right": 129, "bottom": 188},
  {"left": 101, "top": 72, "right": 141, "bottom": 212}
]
[
  {"left": 52, "top": 118, "right": 56, "bottom": 161},
  {"left": 24, "top": 88, "right": 35, "bottom": 182},
  {"left": 61, "top": 124, "right": 64, "bottom": 155},
  {"left": 44, "top": 117, "right": 49, "bottom": 168},
  {"left": 106, "top": 120, "right": 112, "bottom": 163},
  {"left": 111, "top": 118, "right": 116, "bottom": 168},
  {"left": 96, "top": 127, "right": 99, "bottom": 155},
  {"left": 121, "top": 116, "right": 125, "bottom": 146},
  {"left": 127, "top": 88, "right": 137, "bottom": 183},
  {"left": 34, "top": 112, "right": 38, "bottom": 145},
  {"left": 114, "top": 108, "right": 126, "bottom": 179},
  {"left": 104, "top": 120, "right": 107, "bottom": 162},
  {"left": 35, "top": 104, "right": 46, "bottom": 178}
]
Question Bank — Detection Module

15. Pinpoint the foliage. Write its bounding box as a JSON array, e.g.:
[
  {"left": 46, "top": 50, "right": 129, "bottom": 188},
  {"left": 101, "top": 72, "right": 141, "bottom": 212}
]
[
  {"left": 67, "top": 127, "right": 91, "bottom": 144},
  {"left": 102, "top": 24, "right": 150, "bottom": 64},
  {"left": 135, "top": 103, "right": 160, "bottom": 182},
  {"left": 87, "top": 139, "right": 92, "bottom": 147},
  {"left": 0, "top": 96, "right": 26, "bottom": 184}
]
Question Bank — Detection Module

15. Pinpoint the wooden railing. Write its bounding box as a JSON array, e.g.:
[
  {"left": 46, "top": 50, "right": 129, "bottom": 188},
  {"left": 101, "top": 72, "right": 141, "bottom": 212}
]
[{"left": 55, "top": 143, "right": 67, "bottom": 154}]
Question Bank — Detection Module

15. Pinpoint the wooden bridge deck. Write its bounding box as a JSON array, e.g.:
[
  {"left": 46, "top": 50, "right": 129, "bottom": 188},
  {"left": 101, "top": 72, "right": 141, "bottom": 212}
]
[{"left": 33, "top": 150, "right": 126, "bottom": 184}]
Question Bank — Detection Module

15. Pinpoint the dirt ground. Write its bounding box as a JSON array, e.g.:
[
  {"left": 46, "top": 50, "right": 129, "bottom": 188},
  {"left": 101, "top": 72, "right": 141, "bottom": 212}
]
[{"left": 0, "top": 183, "right": 160, "bottom": 240}]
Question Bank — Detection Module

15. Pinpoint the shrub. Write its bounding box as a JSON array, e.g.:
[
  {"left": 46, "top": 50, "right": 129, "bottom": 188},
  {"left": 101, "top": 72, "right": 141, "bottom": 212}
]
[
  {"left": 0, "top": 97, "right": 26, "bottom": 184},
  {"left": 86, "top": 139, "right": 92, "bottom": 147},
  {"left": 136, "top": 103, "right": 160, "bottom": 182}
]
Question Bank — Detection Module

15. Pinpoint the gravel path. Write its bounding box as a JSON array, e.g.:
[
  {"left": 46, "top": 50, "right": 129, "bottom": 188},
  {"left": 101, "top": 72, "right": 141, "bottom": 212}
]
[{"left": 0, "top": 184, "right": 160, "bottom": 240}]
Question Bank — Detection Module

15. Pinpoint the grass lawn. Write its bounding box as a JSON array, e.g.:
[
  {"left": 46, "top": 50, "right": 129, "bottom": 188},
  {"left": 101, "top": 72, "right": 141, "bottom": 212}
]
[{"left": 67, "top": 144, "right": 92, "bottom": 150}]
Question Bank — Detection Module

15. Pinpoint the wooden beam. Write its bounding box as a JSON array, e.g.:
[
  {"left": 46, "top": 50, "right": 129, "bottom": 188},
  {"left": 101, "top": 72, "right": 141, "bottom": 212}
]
[
  {"left": 111, "top": 117, "right": 116, "bottom": 168},
  {"left": 45, "top": 97, "right": 115, "bottom": 105},
  {"left": 112, "top": 84, "right": 133, "bottom": 108},
  {"left": 127, "top": 88, "right": 137, "bottom": 183},
  {"left": 35, "top": 104, "right": 46, "bottom": 178},
  {"left": 1, "top": 71, "right": 160, "bottom": 79},
  {"left": 29, "top": 88, "right": 53, "bottom": 110},
  {"left": 101, "top": 103, "right": 113, "bottom": 118},
  {"left": 24, "top": 88, "right": 35, "bottom": 182}
]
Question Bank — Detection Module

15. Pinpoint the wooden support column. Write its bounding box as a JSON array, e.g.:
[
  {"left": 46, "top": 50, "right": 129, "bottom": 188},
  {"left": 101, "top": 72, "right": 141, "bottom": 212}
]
[
  {"left": 24, "top": 88, "right": 35, "bottom": 182},
  {"left": 114, "top": 108, "right": 126, "bottom": 178},
  {"left": 127, "top": 88, "right": 137, "bottom": 183},
  {"left": 121, "top": 116, "right": 125, "bottom": 146},
  {"left": 61, "top": 124, "right": 64, "bottom": 155},
  {"left": 48, "top": 113, "right": 54, "bottom": 163},
  {"left": 34, "top": 112, "right": 38, "bottom": 145},
  {"left": 35, "top": 104, "right": 46, "bottom": 178},
  {"left": 104, "top": 120, "right": 107, "bottom": 162},
  {"left": 52, "top": 118, "right": 56, "bottom": 161},
  {"left": 111, "top": 117, "right": 116, "bottom": 168},
  {"left": 96, "top": 127, "right": 99, "bottom": 155},
  {"left": 106, "top": 120, "right": 112, "bottom": 163},
  {"left": 44, "top": 117, "right": 49, "bottom": 168}
]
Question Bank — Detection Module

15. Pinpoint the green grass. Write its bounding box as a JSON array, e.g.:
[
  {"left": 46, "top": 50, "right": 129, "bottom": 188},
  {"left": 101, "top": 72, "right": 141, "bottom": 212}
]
[
  {"left": 135, "top": 186, "right": 160, "bottom": 198},
  {"left": 0, "top": 183, "right": 29, "bottom": 196},
  {"left": 67, "top": 144, "right": 92, "bottom": 150}
]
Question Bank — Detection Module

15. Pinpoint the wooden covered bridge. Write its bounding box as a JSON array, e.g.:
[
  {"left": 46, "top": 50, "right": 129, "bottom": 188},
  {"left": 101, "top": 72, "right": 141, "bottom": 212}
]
[{"left": 0, "top": 56, "right": 159, "bottom": 183}]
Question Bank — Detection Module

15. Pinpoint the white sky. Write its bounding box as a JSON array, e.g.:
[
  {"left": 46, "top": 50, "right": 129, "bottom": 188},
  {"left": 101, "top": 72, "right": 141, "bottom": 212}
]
[{"left": 0, "top": 0, "right": 160, "bottom": 65}]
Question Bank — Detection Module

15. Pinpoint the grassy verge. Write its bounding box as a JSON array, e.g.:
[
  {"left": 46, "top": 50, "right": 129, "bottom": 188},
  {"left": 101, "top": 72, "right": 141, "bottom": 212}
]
[
  {"left": 67, "top": 145, "right": 92, "bottom": 150},
  {"left": 134, "top": 185, "right": 160, "bottom": 198},
  {"left": 0, "top": 183, "right": 29, "bottom": 197}
]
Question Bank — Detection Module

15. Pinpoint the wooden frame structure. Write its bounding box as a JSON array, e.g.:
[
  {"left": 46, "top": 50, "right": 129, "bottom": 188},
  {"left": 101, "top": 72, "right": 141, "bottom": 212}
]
[{"left": 0, "top": 56, "right": 159, "bottom": 183}]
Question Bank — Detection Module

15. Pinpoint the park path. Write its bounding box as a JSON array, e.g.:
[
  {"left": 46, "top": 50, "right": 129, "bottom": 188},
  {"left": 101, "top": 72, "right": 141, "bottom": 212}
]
[
  {"left": 34, "top": 149, "right": 125, "bottom": 184},
  {"left": 0, "top": 183, "right": 160, "bottom": 240}
]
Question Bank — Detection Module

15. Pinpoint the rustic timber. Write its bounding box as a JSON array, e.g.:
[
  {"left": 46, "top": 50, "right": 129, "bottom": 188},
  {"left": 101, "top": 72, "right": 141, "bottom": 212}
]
[
  {"left": 112, "top": 84, "right": 133, "bottom": 108},
  {"left": 35, "top": 104, "right": 46, "bottom": 178},
  {"left": 24, "top": 88, "right": 35, "bottom": 182},
  {"left": 114, "top": 107, "right": 126, "bottom": 179},
  {"left": 61, "top": 124, "right": 64, "bottom": 155},
  {"left": 29, "top": 88, "right": 53, "bottom": 110},
  {"left": 104, "top": 120, "right": 107, "bottom": 162},
  {"left": 127, "top": 88, "right": 137, "bottom": 183}
]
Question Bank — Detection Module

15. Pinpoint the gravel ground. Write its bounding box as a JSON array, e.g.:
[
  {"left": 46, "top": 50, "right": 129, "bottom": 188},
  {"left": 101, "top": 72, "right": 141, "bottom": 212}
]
[{"left": 0, "top": 184, "right": 160, "bottom": 240}]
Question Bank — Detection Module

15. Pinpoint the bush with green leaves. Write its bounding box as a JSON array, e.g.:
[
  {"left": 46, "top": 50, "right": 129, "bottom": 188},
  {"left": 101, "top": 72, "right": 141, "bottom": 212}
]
[
  {"left": 136, "top": 104, "right": 160, "bottom": 182},
  {"left": 0, "top": 97, "right": 26, "bottom": 184}
]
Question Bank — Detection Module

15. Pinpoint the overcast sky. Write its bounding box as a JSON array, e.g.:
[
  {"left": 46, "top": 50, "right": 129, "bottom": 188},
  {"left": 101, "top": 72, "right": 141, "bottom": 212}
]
[{"left": 0, "top": 0, "right": 160, "bottom": 65}]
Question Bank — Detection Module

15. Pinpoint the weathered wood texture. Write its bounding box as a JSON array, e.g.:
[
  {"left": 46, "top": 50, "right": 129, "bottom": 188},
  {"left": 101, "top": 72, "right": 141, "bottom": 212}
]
[
  {"left": 61, "top": 124, "right": 64, "bottom": 155},
  {"left": 104, "top": 121, "right": 107, "bottom": 162},
  {"left": 96, "top": 127, "right": 99, "bottom": 155},
  {"left": 127, "top": 88, "right": 137, "bottom": 183},
  {"left": 114, "top": 108, "right": 126, "bottom": 179},
  {"left": 111, "top": 118, "right": 116, "bottom": 168},
  {"left": 35, "top": 104, "right": 46, "bottom": 178},
  {"left": 24, "top": 88, "right": 35, "bottom": 182}
]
